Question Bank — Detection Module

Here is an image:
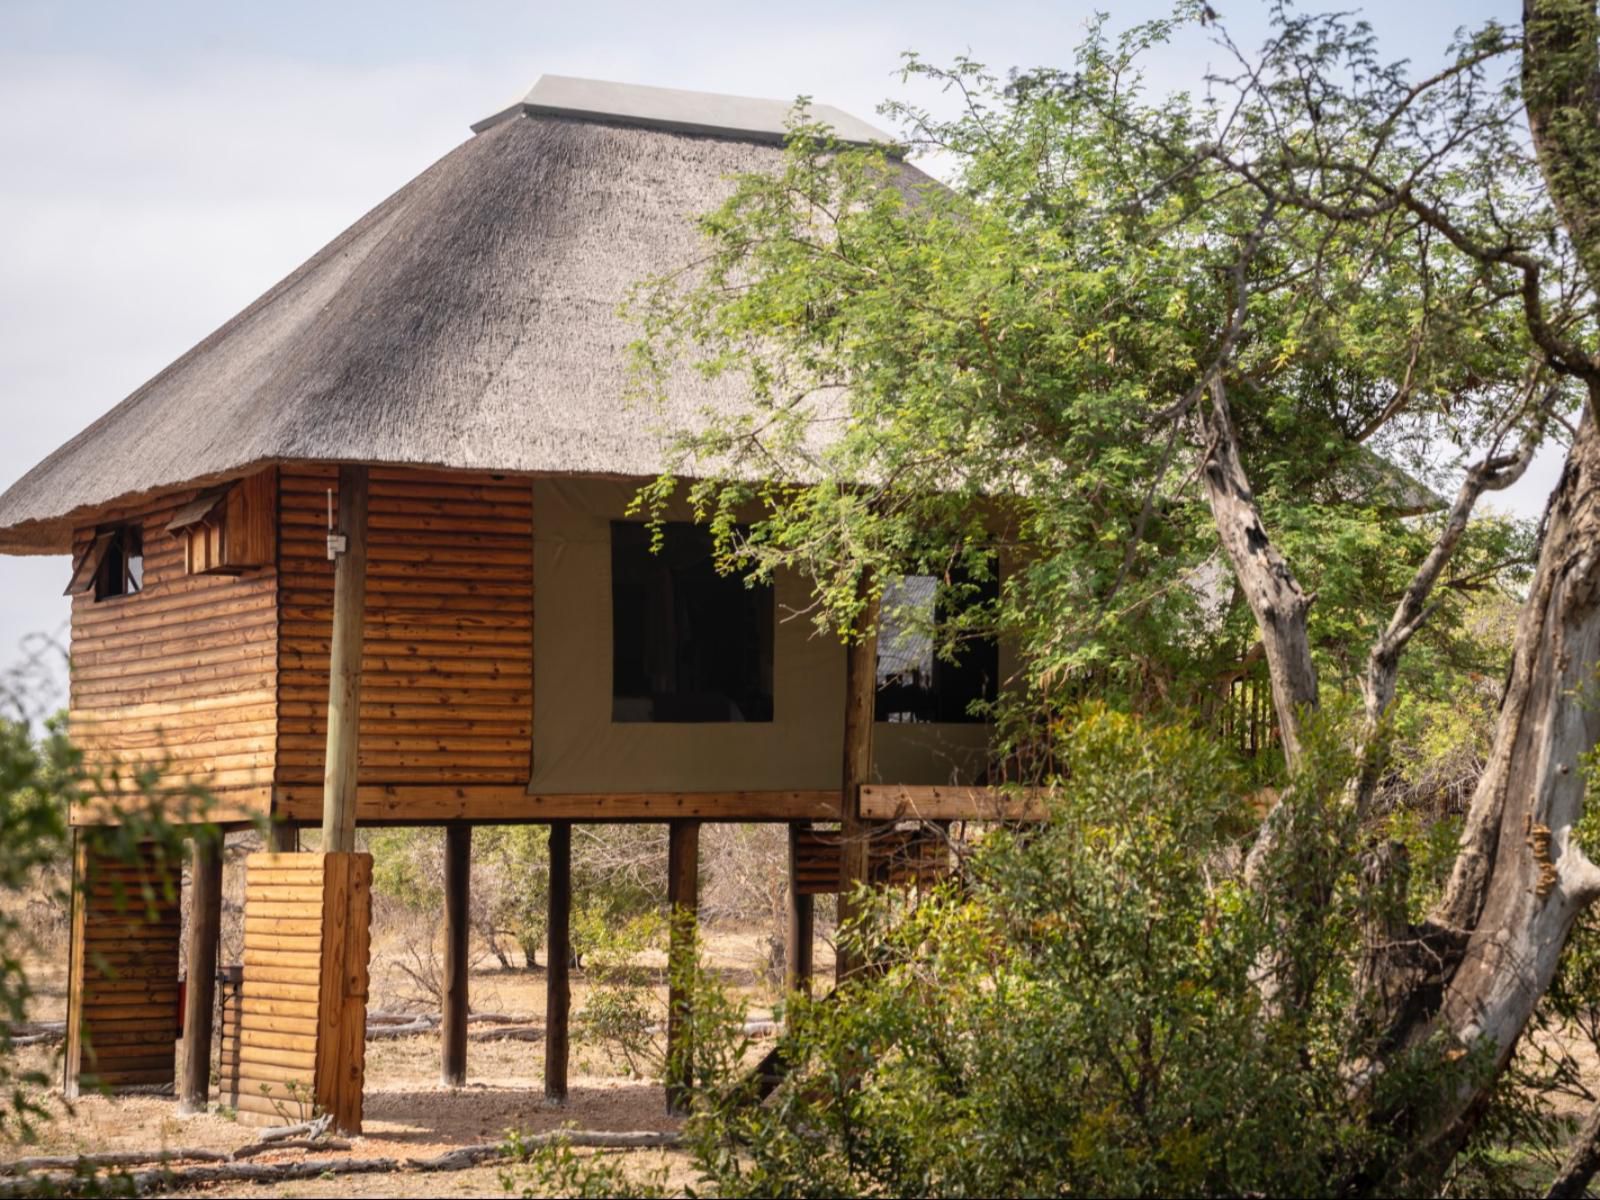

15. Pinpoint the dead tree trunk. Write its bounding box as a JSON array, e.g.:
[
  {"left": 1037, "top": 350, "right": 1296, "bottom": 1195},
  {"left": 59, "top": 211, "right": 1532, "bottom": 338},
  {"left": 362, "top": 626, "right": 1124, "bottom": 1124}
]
[
  {"left": 1361, "top": 409, "right": 1600, "bottom": 1180},
  {"left": 1197, "top": 375, "right": 1318, "bottom": 769}
]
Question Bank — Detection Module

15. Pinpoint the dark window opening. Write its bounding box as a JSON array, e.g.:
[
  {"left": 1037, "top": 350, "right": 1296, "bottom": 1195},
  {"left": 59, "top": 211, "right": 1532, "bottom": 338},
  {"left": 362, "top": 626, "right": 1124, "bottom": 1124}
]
[
  {"left": 96, "top": 526, "right": 143, "bottom": 600},
  {"left": 65, "top": 526, "right": 143, "bottom": 601},
  {"left": 611, "top": 521, "right": 774, "bottom": 723},
  {"left": 875, "top": 569, "right": 998, "bottom": 723}
]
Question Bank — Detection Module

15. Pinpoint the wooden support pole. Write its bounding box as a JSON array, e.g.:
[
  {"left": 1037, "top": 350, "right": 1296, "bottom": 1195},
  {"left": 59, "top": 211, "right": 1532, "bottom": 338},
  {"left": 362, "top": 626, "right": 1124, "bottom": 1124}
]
[
  {"left": 544, "top": 821, "right": 572, "bottom": 1105},
  {"left": 179, "top": 833, "right": 223, "bottom": 1114},
  {"left": 665, "top": 819, "right": 700, "bottom": 1115},
  {"left": 269, "top": 822, "right": 299, "bottom": 853},
  {"left": 63, "top": 831, "right": 86, "bottom": 1100},
  {"left": 836, "top": 581, "right": 880, "bottom": 985},
  {"left": 321, "top": 464, "right": 369, "bottom": 854},
  {"left": 441, "top": 823, "right": 470, "bottom": 1088},
  {"left": 786, "top": 822, "right": 815, "bottom": 1000}
]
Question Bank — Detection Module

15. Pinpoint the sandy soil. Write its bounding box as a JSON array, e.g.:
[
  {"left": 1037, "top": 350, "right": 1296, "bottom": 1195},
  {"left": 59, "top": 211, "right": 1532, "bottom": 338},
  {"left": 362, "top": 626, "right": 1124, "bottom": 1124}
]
[{"left": 7, "top": 927, "right": 829, "bottom": 1197}]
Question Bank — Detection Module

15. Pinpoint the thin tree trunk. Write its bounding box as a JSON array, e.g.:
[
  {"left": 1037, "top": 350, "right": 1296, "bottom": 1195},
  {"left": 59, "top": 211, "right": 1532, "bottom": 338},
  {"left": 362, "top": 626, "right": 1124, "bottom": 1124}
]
[
  {"left": 1197, "top": 375, "right": 1318, "bottom": 770},
  {"left": 1352, "top": 396, "right": 1549, "bottom": 818},
  {"left": 1548, "top": 1092, "right": 1600, "bottom": 1200}
]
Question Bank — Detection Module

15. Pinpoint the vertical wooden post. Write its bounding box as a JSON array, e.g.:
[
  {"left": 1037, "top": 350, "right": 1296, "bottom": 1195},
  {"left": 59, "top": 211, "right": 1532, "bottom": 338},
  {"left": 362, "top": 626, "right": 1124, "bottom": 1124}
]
[
  {"left": 544, "top": 821, "right": 572, "bottom": 1105},
  {"left": 665, "top": 819, "right": 700, "bottom": 1115},
  {"left": 786, "top": 822, "right": 814, "bottom": 1000},
  {"left": 63, "top": 831, "right": 87, "bottom": 1100},
  {"left": 179, "top": 834, "right": 223, "bottom": 1114},
  {"left": 269, "top": 822, "right": 298, "bottom": 853},
  {"left": 314, "top": 852, "right": 373, "bottom": 1134},
  {"left": 441, "top": 823, "right": 470, "bottom": 1088},
  {"left": 321, "top": 464, "right": 368, "bottom": 853},
  {"left": 836, "top": 581, "right": 880, "bottom": 985}
]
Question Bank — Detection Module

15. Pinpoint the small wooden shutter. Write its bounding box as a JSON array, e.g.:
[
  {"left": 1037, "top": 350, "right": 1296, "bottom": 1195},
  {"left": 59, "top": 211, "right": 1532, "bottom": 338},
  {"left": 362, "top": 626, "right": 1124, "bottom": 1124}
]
[
  {"left": 63, "top": 532, "right": 114, "bottom": 596},
  {"left": 166, "top": 473, "right": 273, "bottom": 575}
]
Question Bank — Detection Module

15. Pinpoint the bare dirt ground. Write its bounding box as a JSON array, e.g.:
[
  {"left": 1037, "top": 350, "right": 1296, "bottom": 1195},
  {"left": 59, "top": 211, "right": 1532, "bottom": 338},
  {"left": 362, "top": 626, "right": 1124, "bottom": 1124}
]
[{"left": 9, "top": 926, "right": 830, "bottom": 1197}]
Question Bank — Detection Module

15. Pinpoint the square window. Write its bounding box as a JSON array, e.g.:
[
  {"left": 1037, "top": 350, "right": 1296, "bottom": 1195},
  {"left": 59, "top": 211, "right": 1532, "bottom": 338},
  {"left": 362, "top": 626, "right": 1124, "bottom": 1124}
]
[
  {"left": 98, "top": 525, "right": 143, "bottom": 600},
  {"left": 64, "top": 526, "right": 143, "bottom": 601},
  {"left": 611, "top": 521, "right": 774, "bottom": 723},
  {"left": 875, "top": 569, "right": 998, "bottom": 723}
]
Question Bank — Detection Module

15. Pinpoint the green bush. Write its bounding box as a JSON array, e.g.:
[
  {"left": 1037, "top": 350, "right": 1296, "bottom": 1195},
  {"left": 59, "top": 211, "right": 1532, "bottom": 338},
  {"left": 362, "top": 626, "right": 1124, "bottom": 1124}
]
[{"left": 681, "top": 707, "right": 1387, "bottom": 1198}]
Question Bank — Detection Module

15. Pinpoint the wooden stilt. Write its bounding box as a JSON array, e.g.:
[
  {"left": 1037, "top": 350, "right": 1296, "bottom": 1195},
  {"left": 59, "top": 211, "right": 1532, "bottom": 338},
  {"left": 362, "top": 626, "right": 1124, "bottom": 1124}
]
[
  {"left": 786, "top": 822, "right": 815, "bottom": 1000},
  {"left": 269, "top": 822, "right": 298, "bottom": 853},
  {"left": 665, "top": 819, "right": 700, "bottom": 1115},
  {"left": 441, "top": 822, "right": 470, "bottom": 1088},
  {"left": 544, "top": 821, "right": 572, "bottom": 1105},
  {"left": 63, "top": 831, "right": 86, "bottom": 1100},
  {"left": 321, "top": 463, "right": 369, "bottom": 854},
  {"left": 305, "top": 463, "right": 372, "bottom": 1133},
  {"left": 179, "top": 833, "right": 223, "bottom": 1114},
  {"left": 836, "top": 581, "right": 880, "bottom": 985}
]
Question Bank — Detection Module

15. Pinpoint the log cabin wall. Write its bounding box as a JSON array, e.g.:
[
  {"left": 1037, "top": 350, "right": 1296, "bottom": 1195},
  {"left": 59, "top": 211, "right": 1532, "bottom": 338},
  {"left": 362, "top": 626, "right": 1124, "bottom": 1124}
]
[
  {"left": 274, "top": 466, "right": 534, "bottom": 802},
  {"left": 64, "top": 839, "right": 182, "bottom": 1095},
  {"left": 69, "top": 479, "right": 279, "bottom": 821}
]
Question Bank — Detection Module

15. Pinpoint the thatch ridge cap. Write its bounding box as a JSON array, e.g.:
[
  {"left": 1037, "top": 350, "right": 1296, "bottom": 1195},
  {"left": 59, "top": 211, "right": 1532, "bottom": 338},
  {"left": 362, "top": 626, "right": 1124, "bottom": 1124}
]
[{"left": 473, "top": 74, "right": 899, "bottom": 151}]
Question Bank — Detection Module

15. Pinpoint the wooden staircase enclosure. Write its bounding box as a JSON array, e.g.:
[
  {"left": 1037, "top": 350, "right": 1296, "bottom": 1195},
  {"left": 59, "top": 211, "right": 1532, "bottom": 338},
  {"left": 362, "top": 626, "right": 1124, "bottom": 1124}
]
[
  {"left": 64, "top": 840, "right": 182, "bottom": 1097},
  {"left": 790, "top": 824, "right": 952, "bottom": 896},
  {"left": 234, "top": 851, "right": 372, "bottom": 1132}
]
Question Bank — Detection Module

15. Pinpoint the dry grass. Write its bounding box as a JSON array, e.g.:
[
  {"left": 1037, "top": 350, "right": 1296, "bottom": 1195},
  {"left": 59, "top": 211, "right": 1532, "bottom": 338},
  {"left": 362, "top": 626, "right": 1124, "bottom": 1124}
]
[{"left": 7, "top": 923, "right": 830, "bottom": 1197}]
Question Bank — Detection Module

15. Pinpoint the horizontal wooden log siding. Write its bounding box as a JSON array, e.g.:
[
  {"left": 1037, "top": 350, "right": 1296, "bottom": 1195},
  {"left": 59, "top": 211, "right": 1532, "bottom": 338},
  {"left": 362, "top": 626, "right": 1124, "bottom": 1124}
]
[
  {"left": 217, "top": 966, "right": 244, "bottom": 1110},
  {"left": 66, "top": 841, "right": 181, "bottom": 1094},
  {"left": 273, "top": 785, "right": 842, "bottom": 824},
  {"left": 791, "top": 824, "right": 951, "bottom": 895},
  {"left": 857, "top": 784, "right": 1052, "bottom": 823},
  {"left": 275, "top": 467, "right": 534, "bottom": 796},
  {"left": 235, "top": 853, "right": 325, "bottom": 1127},
  {"left": 234, "top": 852, "right": 371, "bottom": 1131},
  {"left": 68, "top": 476, "right": 278, "bottom": 811}
]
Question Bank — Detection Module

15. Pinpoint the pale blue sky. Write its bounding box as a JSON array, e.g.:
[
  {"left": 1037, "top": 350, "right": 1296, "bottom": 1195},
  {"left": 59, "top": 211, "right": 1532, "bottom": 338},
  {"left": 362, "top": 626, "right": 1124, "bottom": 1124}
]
[{"left": 0, "top": 0, "right": 1527, "bottom": 695}]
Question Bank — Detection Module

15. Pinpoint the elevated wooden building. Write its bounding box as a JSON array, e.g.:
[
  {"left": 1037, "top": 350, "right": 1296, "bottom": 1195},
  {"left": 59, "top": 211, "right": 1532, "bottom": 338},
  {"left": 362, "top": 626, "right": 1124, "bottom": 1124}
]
[{"left": 0, "top": 77, "right": 1020, "bottom": 1127}]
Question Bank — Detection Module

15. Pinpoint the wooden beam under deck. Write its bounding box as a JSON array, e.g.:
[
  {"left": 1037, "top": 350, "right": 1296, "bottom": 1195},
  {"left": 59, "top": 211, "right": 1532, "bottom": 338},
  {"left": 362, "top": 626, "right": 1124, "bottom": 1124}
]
[
  {"left": 72, "top": 784, "right": 1050, "bottom": 828},
  {"left": 71, "top": 786, "right": 271, "bottom": 828},
  {"left": 859, "top": 785, "right": 1052, "bottom": 823},
  {"left": 274, "top": 786, "right": 843, "bottom": 824}
]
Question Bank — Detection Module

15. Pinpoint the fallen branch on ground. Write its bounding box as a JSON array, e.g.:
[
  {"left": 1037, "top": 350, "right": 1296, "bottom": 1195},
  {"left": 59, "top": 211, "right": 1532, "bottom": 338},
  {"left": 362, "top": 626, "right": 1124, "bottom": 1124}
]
[
  {"left": 7, "top": 1031, "right": 62, "bottom": 1048},
  {"left": 467, "top": 1012, "right": 534, "bottom": 1025},
  {"left": 468, "top": 1024, "right": 544, "bottom": 1043},
  {"left": 0, "top": 1130, "right": 683, "bottom": 1196},
  {"left": 366, "top": 1015, "right": 437, "bottom": 1039},
  {"left": 230, "top": 1137, "right": 350, "bottom": 1161},
  {"left": 255, "top": 1113, "right": 333, "bottom": 1143}
]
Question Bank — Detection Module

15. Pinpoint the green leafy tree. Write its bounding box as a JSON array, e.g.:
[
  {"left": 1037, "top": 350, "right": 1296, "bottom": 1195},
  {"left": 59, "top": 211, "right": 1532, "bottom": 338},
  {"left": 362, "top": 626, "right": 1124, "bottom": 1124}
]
[{"left": 628, "top": 3, "right": 1600, "bottom": 1192}]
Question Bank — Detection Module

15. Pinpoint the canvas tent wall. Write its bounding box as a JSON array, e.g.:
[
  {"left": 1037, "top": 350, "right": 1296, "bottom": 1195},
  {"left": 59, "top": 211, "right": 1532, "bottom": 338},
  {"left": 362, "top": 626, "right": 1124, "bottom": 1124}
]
[{"left": 532, "top": 477, "right": 997, "bottom": 796}]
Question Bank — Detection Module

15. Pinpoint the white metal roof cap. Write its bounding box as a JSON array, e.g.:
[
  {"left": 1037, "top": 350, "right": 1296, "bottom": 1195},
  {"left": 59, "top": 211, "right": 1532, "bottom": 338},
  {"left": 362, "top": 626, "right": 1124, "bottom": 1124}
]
[{"left": 472, "top": 73, "right": 897, "bottom": 148}]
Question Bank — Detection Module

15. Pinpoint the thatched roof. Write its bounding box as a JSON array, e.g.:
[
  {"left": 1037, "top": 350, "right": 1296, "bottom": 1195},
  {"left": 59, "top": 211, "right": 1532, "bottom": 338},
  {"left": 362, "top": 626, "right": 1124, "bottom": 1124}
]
[{"left": 0, "top": 76, "right": 920, "bottom": 554}]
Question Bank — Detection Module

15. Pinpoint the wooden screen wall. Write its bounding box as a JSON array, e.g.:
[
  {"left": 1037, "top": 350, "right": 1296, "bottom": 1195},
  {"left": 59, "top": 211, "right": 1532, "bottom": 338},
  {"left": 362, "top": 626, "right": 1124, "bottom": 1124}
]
[
  {"left": 64, "top": 840, "right": 181, "bottom": 1095},
  {"left": 791, "top": 824, "right": 951, "bottom": 895},
  {"left": 234, "top": 853, "right": 322, "bottom": 1125},
  {"left": 217, "top": 966, "right": 244, "bottom": 1110},
  {"left": 235, "top": 852, "right": 372, "bottom": 1131},
  {"left": 275, "top": 466, "right": 534, "bottom": 791},
  {"left": 69, "top": 478, "right": 278, "bottom": 817}
]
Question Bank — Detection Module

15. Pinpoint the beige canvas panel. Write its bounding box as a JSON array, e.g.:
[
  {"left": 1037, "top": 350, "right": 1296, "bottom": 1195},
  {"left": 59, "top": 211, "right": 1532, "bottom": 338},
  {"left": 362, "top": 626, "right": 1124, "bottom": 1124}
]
[{"left": 529, "top": 477, "right": 995, "bottom": 794}]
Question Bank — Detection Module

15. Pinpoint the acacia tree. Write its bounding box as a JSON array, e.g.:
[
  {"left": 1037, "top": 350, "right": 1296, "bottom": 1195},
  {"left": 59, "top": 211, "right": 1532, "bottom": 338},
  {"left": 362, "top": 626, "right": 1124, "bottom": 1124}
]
[{"left": 630, "top": 3, "right": 1600, "bottom": 1191}]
